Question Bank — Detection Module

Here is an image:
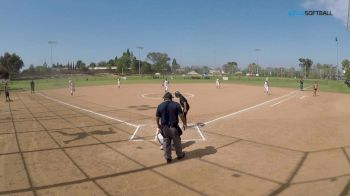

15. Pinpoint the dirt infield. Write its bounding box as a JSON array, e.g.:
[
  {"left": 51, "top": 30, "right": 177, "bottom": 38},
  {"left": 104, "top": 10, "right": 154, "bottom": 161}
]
[{"left": 1, "top": 83, "right": 350, "bottom": 196}]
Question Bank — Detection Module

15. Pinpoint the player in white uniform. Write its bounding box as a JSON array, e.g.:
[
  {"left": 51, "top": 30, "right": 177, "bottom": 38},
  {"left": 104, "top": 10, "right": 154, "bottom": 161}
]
[
  {"left": 69, "top": 80, "right": 75, "bottom": 96},
  {"left": 163, "top": 78, "right": 169, "bottom": 92},
  {"left": 264, "top": 78, "right": 269, "bottom": 95},
  {"left": 117, "top": 78, "right": 120, "bottom": 88},
  {"left": 216, "top": 78, "right": 221, "bottom": 88}
]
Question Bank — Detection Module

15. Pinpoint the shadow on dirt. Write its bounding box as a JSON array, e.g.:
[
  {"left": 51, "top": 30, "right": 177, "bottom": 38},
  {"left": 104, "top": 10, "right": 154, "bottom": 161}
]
[
  {"left": 185, "top": 146, "right": 217, "bottom": 159},
  {"left": 56, "top": 127, "right": 116, "bottom": 144},
  {"left": 182, "top": 141, "right": 195, "bottom": 149},
  {"left": 128, "top": 105, "right": 157, "bottom": 111}
]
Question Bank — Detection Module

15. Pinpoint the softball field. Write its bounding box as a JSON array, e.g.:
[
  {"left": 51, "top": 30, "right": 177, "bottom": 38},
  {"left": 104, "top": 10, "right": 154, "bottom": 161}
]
[{"left": 1, "top": 83, "right": 350, "bottom": 196}]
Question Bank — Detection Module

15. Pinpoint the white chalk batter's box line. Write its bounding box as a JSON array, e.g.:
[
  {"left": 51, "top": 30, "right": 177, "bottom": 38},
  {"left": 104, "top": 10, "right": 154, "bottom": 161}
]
[
  {"left": 129, "top": 123, "right": 206, "bottom": 142},
  {"left": 40, "top": 89, "right": 298, "bottom": 142},
  {"left": 39, "top": 93, "right": 205, "bottom": 142}
]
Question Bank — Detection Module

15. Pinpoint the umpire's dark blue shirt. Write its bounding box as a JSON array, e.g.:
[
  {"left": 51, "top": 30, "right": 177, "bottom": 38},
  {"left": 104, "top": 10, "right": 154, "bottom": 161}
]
[{"left": 156, "top": 100, "right": 183, "bottom": 126}]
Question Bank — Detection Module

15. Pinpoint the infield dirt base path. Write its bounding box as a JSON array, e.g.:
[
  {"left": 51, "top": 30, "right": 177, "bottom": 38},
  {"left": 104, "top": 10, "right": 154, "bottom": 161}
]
[{"left": 1, "top": 83, "right": 350, "bottom": 196}]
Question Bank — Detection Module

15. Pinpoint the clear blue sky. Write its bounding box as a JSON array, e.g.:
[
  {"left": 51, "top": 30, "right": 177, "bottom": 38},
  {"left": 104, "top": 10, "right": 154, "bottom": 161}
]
[{"left": 0, "top": 0, "right": 349, "bottom": 69}]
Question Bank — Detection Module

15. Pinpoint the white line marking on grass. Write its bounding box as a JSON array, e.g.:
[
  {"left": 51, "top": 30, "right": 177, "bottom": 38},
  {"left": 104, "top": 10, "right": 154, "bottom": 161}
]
[
  {"left": 204, "top": 90, "right": 297, "bottom": 125},
  {"left": 270, "top": 95, "right": 296, "bottom": 107},
  {"left": 39, "top": 93, "right": 139, "bottom": 128}
]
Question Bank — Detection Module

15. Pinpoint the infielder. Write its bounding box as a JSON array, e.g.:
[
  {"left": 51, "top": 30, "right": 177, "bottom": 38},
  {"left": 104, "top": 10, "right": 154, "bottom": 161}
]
[
  {"left": 69, "top": 80, "right": 75, "bottom": 96},
  {"left": 313, "top": 81, "right": 318, "bottom": 96},
  {"left": 163, "top": 78, "right": 169, "bottom": 92},
  {"left": 117, "top": 78, "right": 120, "bottom": 88},
  {"left": 216, "top": 78, "right": 221, "bottom": 88}
]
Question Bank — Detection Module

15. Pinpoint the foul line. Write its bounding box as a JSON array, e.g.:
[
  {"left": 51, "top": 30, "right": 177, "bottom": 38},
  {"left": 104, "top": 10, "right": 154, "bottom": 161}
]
[
  {"left": 204, "top": 90, "right": 297, "bottom": 125},
  {"left": 300, "top": 96, "right": 307, "bottom": 100},
  {"left": 39, "top": 93, "right": 139, "bottom": 129},
  {"left": 270, "top": 95, "right": 296, "bottom": 107}
]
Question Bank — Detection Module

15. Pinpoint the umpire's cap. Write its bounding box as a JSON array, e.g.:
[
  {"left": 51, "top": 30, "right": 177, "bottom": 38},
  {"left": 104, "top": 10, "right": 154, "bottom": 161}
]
[{"left": 163, "top": 92, "right": 173, "bottom": 100}]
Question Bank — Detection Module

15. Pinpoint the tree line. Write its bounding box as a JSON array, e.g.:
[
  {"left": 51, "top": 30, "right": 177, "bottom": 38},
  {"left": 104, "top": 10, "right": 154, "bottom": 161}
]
[
  {"left": 1, "top": 50, "right": 350, "bottom": 80},
  {"left": 0, "top": 53, "right": 24, "bottom": 79}
]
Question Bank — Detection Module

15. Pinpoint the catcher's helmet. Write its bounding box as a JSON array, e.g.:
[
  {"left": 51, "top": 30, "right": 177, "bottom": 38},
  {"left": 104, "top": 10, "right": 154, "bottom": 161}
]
[{"left": 174, "top": 91, "right": 181, "bottom": 97}]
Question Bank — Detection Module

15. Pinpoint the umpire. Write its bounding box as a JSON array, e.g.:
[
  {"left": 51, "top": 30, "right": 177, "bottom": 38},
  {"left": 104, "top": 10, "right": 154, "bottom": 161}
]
[{"left": 156, "top": 92, "right": 186, "bottom": 163}]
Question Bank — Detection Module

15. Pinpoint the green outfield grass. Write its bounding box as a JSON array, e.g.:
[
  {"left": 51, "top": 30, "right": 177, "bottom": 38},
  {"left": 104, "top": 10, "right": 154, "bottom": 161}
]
[{"left": 4, "top": 75, "right": 350, "bottom": 94}]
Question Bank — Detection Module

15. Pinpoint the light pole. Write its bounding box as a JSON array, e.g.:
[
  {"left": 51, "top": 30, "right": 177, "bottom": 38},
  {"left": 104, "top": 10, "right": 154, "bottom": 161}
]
[
  {"left": 336, "top": 37, "right": 339, "bottom": 80},
  {"left": 136, "top": 46, "right": 143, "bottom": 76},
  {"left": 48, "top": 41, "right": 57, "bottom": 67},
  {"left": 348, "top": 0, "right": 350, "bottom": 32},
  {"left": 255, "top": 49, "right": 261, "bottom": 75}
]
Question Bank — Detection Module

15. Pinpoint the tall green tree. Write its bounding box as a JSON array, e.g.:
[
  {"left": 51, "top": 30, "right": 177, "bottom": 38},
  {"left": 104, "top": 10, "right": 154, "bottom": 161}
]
[
  {"left": 76, "top": 60, "right": 86, "bottom": 70},
  {"left": 341, "top": 59, "right": 350, "bottom": 79},
  {"left": 222, "top": 61, "right": 238, "bottom": 75},
  {"left": 107, "top": 59, "right": 115, "bottom": 69},
  {"left": 141, "top": 61, "right": 152, "bottom": 74},
  {"left": 97, "top": 61, "right": 107, "bottom": 67},
  {"left": 147, "top": 52, "right": 170, "bottom": 73},
  {"left": 246, "top": 63, "right": 260, "bottom": 74},
  {"left": 202, "top": 66, "right": 210, "bottom": 74},
  {"left": 89, "top": 62, "right": 96, "bottom": 68},
  {"left": 28, "top": 64, "right": 35, "bottom": 74},
  {"left": 298, "top": 58, "right": 313, "bottom": 77},
  {"left": 171, "top": 58, "right": 180, "bottom": 73},
  {"left": 116, "top": 49, "right": 133, "bottom": 73},
  {"left": 0, "top": 52, "right": 24, "bottom": 79},
  {"left": 34, "top": 64, "right": 51, "bottom": 73}
]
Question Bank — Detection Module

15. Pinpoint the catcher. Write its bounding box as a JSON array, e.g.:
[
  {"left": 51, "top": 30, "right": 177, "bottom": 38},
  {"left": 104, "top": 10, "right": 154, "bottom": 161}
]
[{"left": 174, "top": 91, "right": 190, "bottom": 122}]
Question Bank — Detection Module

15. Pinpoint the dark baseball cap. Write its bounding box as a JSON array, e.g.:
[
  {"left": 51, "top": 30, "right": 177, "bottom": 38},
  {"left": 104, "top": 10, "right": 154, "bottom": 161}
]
[{"left": 163, "top": 92, "right": 173, "bottom": 99}]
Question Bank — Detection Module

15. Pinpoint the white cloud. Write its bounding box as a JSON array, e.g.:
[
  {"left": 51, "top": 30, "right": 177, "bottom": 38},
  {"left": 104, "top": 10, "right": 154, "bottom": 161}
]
[{"left": 302, "top": 0, "right": 349, "bottom": 25}]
